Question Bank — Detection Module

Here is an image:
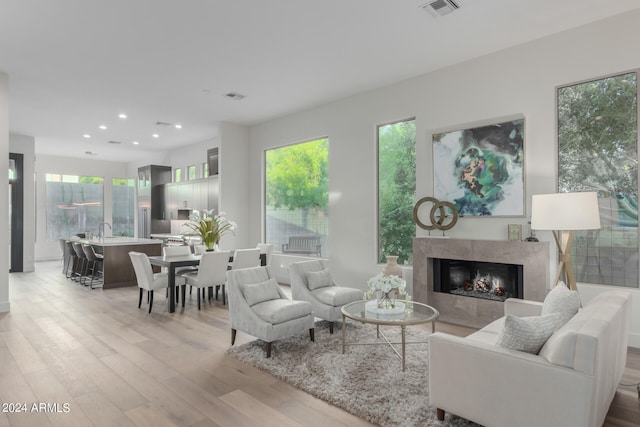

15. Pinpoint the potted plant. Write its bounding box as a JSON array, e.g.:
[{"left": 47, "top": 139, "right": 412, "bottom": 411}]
[{"left": 183, "top": 209, "right": 237, "bottom": 250}]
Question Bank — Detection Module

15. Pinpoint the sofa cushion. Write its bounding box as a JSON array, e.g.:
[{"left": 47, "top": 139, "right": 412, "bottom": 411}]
[
  {"left": 313, "top": 286, "right": 363, "bottom": 307},
  {"left": 541, "top": 281, "right": 581, "bottom": 325},
  {"left": 241, "top": 278, "right": 281, "bottom": 306},
  {"left": 307, "top": 269, "right": 334, "bottom": 290},
  {"left": 496, "top": 313, "right": 562, "bottom": 354},
  {"left": 251, "top": 299, "right": 312, "bottom": 325}
]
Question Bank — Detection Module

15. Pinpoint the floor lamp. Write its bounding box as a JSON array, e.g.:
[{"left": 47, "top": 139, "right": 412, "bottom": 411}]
[{"left": 530, "top": 192, "right": 601, "bottom": 291}]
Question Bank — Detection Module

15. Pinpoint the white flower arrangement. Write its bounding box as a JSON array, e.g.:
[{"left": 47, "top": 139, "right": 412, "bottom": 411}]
[{"left": 365, "top": 272, "right": 407, "bottom": 300}]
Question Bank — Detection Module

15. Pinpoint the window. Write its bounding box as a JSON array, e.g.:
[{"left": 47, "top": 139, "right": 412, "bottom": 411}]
[
  {"left": 265, "top": 138, "right": 329, "bottom": 256},
  {"left": 175, "top": 168, "right": 182, "bottom": 183},
  {"left": 377, "top": 119, "right": 416, "bottom": 264},
  {"left": 112, "top": 178, "right": 135, "bottom": 237},
  {"left": 45, "top": 174, "right": 104, "bottom": 240},
  {"left": 203, "top": 162, "right": 209, "bottom": 178},
  {"left": 558, "top": 71, "right": 638, "bottom": 287},
  {"left": 188, "top": 165, "right": 196, "bottom": 180}
]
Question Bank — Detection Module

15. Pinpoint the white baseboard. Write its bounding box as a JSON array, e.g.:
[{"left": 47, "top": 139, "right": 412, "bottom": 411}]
[
  {"left": 0, "top": 301, "right": 10, "bottom": 313},
  {"left": 629, "top": 331, "right": 640, "bottom": 349}
]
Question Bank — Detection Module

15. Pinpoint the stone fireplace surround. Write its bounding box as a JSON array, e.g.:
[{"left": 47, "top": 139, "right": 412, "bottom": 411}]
[{"left": 413, "top": 237, "right": 550, "bottom": 328}]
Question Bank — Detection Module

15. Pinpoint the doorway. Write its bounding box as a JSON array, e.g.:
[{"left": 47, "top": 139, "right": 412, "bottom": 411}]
[{"left": 9, "top": 153, "right": 23, "bottom": 272}]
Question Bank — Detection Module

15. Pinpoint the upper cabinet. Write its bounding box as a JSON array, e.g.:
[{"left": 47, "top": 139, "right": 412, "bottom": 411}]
[{"left": 162, "top": 177, "right": 217, "bottom": 220}]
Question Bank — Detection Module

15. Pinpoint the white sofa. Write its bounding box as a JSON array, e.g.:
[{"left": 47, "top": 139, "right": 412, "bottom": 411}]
[{"left": 428, "top": 291, "right": 632, "bottom": 427}]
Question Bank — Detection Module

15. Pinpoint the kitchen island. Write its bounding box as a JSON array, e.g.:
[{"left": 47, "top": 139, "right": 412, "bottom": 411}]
[{"left": 82, "top": 237, "right": 162, "bottom": 289}]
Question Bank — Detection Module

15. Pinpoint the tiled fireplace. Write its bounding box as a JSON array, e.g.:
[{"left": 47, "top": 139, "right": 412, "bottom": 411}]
[{"left": 413, "top": 238, "right": 549, "bottom": 327}]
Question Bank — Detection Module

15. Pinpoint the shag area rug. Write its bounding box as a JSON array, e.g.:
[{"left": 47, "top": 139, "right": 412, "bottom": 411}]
[{"left": 226, "top": 321, "right": 478, "bottom": 427}]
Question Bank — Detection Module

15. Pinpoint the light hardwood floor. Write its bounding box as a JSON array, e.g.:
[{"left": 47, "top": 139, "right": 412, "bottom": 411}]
[{"left": 0, "top": 261, "right": 638, "bottom": 426}]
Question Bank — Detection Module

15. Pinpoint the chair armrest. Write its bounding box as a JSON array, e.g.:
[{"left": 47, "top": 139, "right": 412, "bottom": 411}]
[{"left": 504, "top": 298, "right": 544, "bottom": 317}]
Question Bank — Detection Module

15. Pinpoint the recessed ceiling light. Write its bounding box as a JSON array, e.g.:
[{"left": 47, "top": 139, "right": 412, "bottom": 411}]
[
  {"left": 132, "top": 141, "right": 139, "bottom": 145},
  {"left": 175, "top": 124, "right": 182, "bottom": 129},
  {"left": 152, "top": 133, "right": 159, "bottom": 138},
  {"left": 83, "top": 134, "right": 91, "bottom": 138},
  {"left": 99, "top": 125, "right": 107, "bottom": 130},
  {"left": 118, "top": 113, "right": 127, "bottom": 119}
]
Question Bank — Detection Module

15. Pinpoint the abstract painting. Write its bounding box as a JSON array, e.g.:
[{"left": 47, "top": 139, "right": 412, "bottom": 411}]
[{"left": 433, "top": 118, "right": 525, "bottom": 216}]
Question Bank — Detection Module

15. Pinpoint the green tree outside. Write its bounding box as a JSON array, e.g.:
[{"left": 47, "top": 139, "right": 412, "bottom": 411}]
[
  {"left": 266, "top": 138, "right": 328, "bottom": 230},
  {"left": 378, "top": 120, "right": 416, "bottom": 264},
  {"left": 558, "top": 71, "right": 638, "bottom": 287}
]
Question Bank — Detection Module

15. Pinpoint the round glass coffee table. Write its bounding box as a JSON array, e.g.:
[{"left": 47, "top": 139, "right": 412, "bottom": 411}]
[{"left": 341, "top": 300, "right": 439, "bottom": 371}]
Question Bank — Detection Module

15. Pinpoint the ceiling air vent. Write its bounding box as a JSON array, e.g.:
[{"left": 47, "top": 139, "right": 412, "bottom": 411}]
[
  {"left": 225, "top": 92, "right": 246, "bottom": 100},
  {"left": 107, "top": 140, "right": 122, "bottom": 145},
  {"left": 420, "top": 0, "right": 459, "bottom": 17}
]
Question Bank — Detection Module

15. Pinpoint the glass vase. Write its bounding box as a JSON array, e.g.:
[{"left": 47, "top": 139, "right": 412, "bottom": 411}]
[{"left": 377, "top": 290, "right": 397, "bottom": 309}]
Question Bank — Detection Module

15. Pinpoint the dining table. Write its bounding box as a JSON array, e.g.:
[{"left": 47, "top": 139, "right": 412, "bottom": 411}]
[{"left": 148, "top": 252, "right": 267, "bottom": 312}]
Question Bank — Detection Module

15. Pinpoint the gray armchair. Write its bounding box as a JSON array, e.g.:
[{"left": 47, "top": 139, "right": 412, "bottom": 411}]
[
  {"left": 226, "top": 266, "right": 315, "bottom": 357},
  {"left": 289, "top": 259, "right": 363, "bottom": 333}
]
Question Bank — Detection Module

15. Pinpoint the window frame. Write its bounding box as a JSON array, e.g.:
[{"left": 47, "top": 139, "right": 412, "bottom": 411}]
[
  {"left": 376, "top": 117, "right": 417, "bottom": 265},
  {"left": 263, "top": 137, "right": 329, "bottom": 256},
  {"left": 556, "top": 69, "right": 640, "bottom": 288}
]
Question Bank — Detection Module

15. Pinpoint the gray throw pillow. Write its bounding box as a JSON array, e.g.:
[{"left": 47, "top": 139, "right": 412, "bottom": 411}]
[
  {"left": 241, "top": 278, "right": 281, "bottom": 306},
  {"left": 307, "top": 269, "right": 333, "bottom": 290},
  {"left": 541, "top": 281, "right": 581, "bottom": 325},
  {"left": 497, "top": 313, "right": 562, "bottom": 354}
]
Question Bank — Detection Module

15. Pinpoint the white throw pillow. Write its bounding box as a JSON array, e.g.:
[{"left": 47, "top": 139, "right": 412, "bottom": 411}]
[
  {"left": 541, "top": 281, "right": 581, "bottom": 325},
  {"left": 241, "top": 278, "right": 281, "bottom": 306},
  {"left": 307, "top": 269, "right": 333, "bottom": 290},
  {"left": 496, "top": 313, "right": 562, "bottom": 354}
]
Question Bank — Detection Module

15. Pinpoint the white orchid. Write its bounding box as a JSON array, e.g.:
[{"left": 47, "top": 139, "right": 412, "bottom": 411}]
[{"left": 366, "top": 272, "right": 407, "bottom": 299}]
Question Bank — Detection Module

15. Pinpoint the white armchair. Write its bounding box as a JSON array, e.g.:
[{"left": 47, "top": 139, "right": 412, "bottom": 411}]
[
  {"left": 289, "top": 259, "right": 363, "bottom": 333},
  {"left": 226, "top": 266, "right": 315, "bottom": 357}
]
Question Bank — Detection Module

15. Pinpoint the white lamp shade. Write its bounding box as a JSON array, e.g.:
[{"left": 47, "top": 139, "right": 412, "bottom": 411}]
[{"left": 531, "top": 192, "right": 601, "bottom": 231}]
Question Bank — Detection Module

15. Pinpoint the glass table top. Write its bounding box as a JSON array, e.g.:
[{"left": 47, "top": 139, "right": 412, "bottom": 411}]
[{"left": 341, "top": 300, "right": 439, "bottom": 326}]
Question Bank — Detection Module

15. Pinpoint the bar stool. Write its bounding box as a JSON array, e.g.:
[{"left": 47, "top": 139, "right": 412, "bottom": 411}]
[
  {"left": 82, "top": 244, "right": 104, "bottom": 289},
  {"left": 65, "top": 241, "right": 78, "bottom": 279},
  {"left": 72, "top": 242, "right": 89, "bottom": 284}
]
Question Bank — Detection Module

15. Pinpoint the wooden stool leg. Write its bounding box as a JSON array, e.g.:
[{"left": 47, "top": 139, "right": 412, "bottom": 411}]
[{"left": 437, "top": 408, "right": 445, "bottom": 421}]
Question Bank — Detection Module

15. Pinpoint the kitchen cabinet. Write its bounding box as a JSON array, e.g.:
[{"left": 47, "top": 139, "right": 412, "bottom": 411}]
[
  {"left": 162, "top": 178, "right": 216, "bottom": 219},
  {"left": 137, "top": 165, "right": 172, "bottom": 238}
]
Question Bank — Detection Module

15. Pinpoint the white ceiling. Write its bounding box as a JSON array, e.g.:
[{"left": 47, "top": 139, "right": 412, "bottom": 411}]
[{"left": 1, "top": 0, "right": 639, "bottom": 162}]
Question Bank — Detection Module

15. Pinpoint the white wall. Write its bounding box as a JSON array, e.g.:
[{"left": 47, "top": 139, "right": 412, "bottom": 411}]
[
  {"left": 218, "top": 122, "right": 251, "bottom": 250},
  {"left": 9, "top": 133, "right": 36, "bottom": 272},
  {"left": 0, "top": 72, "right": 9, "bottom": 312},
  {"left": 247, "top": 10, "right": 640, "bottom": 346}
]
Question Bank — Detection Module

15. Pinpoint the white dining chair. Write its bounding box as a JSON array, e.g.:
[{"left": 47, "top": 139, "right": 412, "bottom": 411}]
[
  {"left": 162, "top": 244, "right": 192, "bottom": 305},
  {"left": 256, "top": 243, "right": 274, "bottom": 266},
  {"left": 232, "top": 248, "right": 261, "bottom": 270},
  {"left": 181, "top": 251, "right": 230, "bottom": 309},
  {"left": 129, "top": 251, "right": 169, "bottom": 313}
]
